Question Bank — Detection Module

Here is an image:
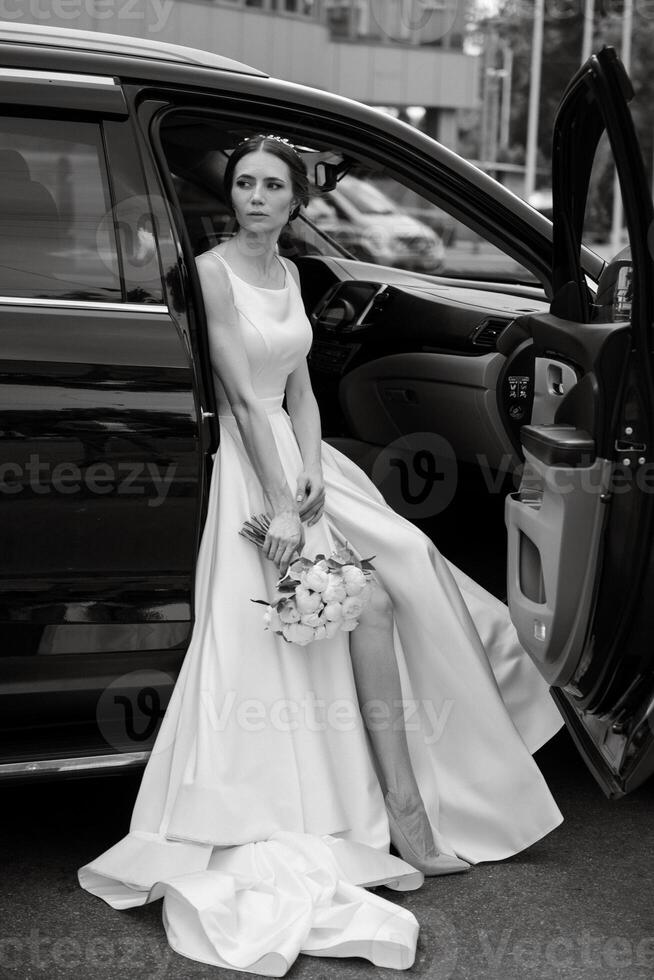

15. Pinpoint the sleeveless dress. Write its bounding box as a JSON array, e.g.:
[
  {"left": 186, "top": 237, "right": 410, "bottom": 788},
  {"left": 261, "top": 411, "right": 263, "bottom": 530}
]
[{"left": 78, "top": 249, "right": 564, "bottom": 975}]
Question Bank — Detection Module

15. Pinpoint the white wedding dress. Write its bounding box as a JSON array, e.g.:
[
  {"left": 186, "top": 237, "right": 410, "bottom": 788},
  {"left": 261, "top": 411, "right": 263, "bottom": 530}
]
[{"left": 78, "top": 249, "right": 564, "bottom": 974}]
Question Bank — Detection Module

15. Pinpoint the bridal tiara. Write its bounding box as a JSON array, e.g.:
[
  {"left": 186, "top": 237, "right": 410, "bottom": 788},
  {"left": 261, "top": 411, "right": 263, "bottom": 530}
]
[{"left": 238, "top": 133, "right": 299, "bottom": 153}]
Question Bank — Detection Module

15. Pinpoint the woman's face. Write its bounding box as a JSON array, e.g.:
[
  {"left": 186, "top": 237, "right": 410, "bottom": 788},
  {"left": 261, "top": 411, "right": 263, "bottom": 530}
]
[{"left": 230, "top": 149, "right": 296, "bottom": 234}]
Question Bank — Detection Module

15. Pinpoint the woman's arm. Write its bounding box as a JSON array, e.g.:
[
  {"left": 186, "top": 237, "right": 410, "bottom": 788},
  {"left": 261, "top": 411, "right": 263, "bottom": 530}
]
[
  {"left": 196, "top": 253, "right": 304, "bottom": 573},
  {"left": 284, "top": 347, "right": 325, "bottom": 531},
  {"left": 285, "top": 362, "right": 325, "bottom": 527},
  {"left": 285, "top": 358, "right": 322, "bottom": 472},
  {"left": 284, "top": 260, "right": 325, "bottom": 527}
]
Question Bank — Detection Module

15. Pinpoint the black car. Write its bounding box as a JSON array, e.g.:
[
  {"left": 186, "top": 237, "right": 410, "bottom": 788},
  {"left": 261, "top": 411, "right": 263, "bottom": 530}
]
[{"left": 0, "top": 22, "right": 651, "bottom": 801}]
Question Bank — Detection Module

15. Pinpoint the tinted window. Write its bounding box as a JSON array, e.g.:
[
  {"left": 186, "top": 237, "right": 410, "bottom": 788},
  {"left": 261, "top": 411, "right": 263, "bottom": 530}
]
[
  {"left": 0, "top": 117, "right": 121, "bottom": 301},
  {"left": 158, "top": 111, "right": 539, "bottom": 286},
  {"left": 339, "top": 178, "right": 395, "bottom": 215},
  {"left": 159, "top": 113, "right": 345, "bottom": 262},
  {"left": 351, "top": 172, "right": 538, "bottom": 283},
  {"left": 584, "top": 131, "right": 631, "bottom": 323}
]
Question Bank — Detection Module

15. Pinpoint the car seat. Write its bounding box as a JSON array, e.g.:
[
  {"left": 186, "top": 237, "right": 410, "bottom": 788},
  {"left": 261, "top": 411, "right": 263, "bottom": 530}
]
[{"left": 0, "top": 148, "right": 64, "bottom": 292}]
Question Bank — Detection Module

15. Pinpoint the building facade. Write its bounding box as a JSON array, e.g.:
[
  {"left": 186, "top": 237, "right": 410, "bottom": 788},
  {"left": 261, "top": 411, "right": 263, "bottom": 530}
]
[{"left": 10, "top": 0, "right": 478, "bottom": 147}]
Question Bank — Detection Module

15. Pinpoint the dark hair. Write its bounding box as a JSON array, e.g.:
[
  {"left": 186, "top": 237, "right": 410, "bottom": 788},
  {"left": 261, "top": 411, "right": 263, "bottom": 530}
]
[{"left": 223, "top": 134, "right": 310, "bottom": 223}]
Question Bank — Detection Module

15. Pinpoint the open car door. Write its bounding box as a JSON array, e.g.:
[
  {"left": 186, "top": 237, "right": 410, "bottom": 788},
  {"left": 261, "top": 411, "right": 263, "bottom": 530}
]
[{"left": 505, "top": 47, "right": 654, "bottom": 797}]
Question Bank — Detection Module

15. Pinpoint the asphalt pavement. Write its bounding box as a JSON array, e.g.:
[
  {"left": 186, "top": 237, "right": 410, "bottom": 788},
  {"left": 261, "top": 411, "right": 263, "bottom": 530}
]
[{"left": 0, "top": 726, "right": 652, "bottom": 980}]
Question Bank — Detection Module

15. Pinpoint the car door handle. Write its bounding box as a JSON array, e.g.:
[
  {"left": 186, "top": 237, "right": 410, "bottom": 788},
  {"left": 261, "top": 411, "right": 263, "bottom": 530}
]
[
  {"left": 521, "top": 424, "right": 595, "bottom": 467},
  {"left": 382, "top": 387, "right": 418, "bottom": 404},
  {"left": 615, "top": 438, "right": 646, "bottom": 453}
]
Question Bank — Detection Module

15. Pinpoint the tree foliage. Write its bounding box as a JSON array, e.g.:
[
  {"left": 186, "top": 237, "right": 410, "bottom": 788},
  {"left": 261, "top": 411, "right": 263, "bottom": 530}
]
[{"left": 487, "top": 0, "right": 654, "bottom": 181}]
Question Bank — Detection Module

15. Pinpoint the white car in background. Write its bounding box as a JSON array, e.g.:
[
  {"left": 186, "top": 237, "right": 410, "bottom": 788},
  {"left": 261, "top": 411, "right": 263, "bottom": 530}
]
[{"left": 304, "top": 175, "right": 445, "bottom": 273}]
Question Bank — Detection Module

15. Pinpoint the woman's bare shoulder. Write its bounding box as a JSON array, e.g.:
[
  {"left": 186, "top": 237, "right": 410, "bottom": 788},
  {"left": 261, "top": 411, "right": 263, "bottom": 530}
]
[
  {"left": 196, "top": 246, "right": 228, "bottom": 275},
  {"left": 195, "top": 249, "right": 235, "bottom": 307}
]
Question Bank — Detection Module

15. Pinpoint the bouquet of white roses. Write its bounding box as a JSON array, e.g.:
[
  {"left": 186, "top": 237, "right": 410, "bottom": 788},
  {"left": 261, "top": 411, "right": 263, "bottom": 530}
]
[{"left": 239, "top": 513, "right": 376, "bottom": 646}]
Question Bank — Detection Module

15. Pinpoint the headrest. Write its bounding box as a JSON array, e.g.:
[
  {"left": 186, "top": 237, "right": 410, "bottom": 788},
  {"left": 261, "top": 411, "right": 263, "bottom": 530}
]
[{"left": 0, "top": 148, "right": 31, "bottom": 180}]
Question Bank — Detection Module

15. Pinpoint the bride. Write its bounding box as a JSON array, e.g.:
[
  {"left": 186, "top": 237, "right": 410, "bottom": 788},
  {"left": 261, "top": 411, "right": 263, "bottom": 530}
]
[{"left": 78, "top": 133, "right": 563, "bottom": 975}]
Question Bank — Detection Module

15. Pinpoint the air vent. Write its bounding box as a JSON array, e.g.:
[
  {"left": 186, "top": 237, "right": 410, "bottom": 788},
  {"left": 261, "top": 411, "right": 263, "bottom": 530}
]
[{"left": 470, "top": 317, "right": 511, "bottom": 350}]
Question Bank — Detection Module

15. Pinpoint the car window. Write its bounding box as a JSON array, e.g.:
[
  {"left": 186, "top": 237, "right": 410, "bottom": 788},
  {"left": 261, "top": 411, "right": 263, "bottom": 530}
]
[
  {"left": 339, "top": 169, "right": 539, "bottom": 283},
  {"left": 157, "top": 112, "right": 538, "bottom": 286},
  {"left": 0, "top": 117, "right": 121, "bottom": 301},
  {"left": 299, "top": 161, "right": 539, "bottom": 283},
  {"left": 304, "top": 197, "right": 339, "bottom": 222},
  {"left": 165, "top": 160, "right": 348, "bottom": 262},
  {"left": 156, "top": 111, "right": 350, "bottom": 260},
  {"left": 584, "top": 131, "right": 631, "bottom": 323},
  {"left": 338, "top": 177, "right": 395, "bottom": 215}
]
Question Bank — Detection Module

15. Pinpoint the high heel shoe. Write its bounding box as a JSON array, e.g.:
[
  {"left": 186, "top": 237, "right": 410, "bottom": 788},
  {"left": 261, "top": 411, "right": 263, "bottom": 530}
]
[{"left": 385, "top": 792, "right": 471, "bottom": 876}]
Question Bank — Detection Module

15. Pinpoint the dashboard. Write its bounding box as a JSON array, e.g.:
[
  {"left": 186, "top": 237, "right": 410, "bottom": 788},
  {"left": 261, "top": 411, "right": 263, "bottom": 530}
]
[{"left": 296, "top": 255, "right": 549, "bottom": 470}]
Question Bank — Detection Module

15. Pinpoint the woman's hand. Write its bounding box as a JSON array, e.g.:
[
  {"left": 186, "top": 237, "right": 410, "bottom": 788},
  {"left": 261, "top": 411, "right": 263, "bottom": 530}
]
[
  {"left": 263, "top": 509, "right": 305, "bottom": 578},
  {"left": 296, "top": 467, "right": 325, "bottom": 527}
]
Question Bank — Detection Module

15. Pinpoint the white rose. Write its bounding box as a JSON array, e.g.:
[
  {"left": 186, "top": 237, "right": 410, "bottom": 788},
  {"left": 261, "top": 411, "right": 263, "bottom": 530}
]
[
  {"left": 323, "top": 602, "right": 343, "bottom": 622},
  {"left": 341, "top": 566, "right": 366, "bottom": 595},
  {"left": 295, "top": 587, "right": 322, "bottom": 614},
  {"left": 263, "top": 606, "right": 283, "bottom": 631},
  {"left": 303, "top": 566, "right": 330, "bottom": 592},
  {"left": 340, "top": 618, "right": 359, "bottom": 632},
  {"left": 282, "top": 622, "right": 315, "bottom": 646},
  {"left": 279, "top": 600, "right": 300, "bottom": 624},
  {"left": 300, "top": 611, "right": 322, "bottom": 628},
  {"left": 322, "top": 573, "right": 347, "bottom": 604},
  {"left": 342, "top": 595, "right": 365, "bottom": 619},
  {"left": 313, "top": 624, "right": 327, "bottom": 641}
]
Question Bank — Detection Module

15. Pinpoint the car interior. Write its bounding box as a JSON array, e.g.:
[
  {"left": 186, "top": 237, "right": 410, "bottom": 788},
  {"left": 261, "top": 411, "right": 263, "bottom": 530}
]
[
  {"left": 0, "top": 118, "right": 123, "bottom": 301},
  {"left": 158, "top": 113, "right": 561, "bottom": 599}
]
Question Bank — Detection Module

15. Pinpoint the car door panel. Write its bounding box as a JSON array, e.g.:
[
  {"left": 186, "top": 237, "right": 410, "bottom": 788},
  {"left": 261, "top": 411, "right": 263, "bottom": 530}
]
[
  {"left": 507, "top": 449, "right": 611, "bottom": 686},
  {"left": 531, "top": 357, "right": 580, "bottom": 425},
  {"left": 507, "top": 311, "right": 630, "bottom": 688},
  {"left": 0, "top": 106, "right": 202, "bottom": 649},
  {"left": 0, "top": 84, "right": 207, "bottom": 769},
  {"left": 505, "top": 48, "right": 654, "bottom": 796},
  {"left": 337, "top": 350, "right": 517, "bottom": 474}
]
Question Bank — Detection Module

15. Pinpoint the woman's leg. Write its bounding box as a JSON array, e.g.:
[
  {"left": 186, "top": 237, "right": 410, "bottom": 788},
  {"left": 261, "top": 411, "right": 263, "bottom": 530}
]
[
  {"left": 349, "top": 579, "right": 470, "bottom": 875},
  {"left": 348, "top": 580, "right": 421, "bottom": 805}
]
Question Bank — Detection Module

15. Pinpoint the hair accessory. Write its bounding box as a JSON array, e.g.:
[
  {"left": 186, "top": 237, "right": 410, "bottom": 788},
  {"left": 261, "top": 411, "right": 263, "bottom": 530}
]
[{"left": 239, "top": 133, "right": 297, "bottom": 152}]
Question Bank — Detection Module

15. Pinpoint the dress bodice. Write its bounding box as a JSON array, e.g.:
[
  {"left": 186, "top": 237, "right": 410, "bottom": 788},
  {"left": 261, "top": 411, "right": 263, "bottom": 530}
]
[{"left": 206, "top": 250, "right": 313, "bottom": 417}]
